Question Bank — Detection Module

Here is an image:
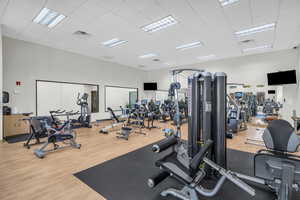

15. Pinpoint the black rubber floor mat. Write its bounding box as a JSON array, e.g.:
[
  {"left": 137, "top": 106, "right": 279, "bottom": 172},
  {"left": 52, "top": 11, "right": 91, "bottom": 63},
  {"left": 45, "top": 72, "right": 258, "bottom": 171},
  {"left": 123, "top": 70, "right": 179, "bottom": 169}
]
[{"left": 74, "top": 144, "right": 299, "bottom": 200}]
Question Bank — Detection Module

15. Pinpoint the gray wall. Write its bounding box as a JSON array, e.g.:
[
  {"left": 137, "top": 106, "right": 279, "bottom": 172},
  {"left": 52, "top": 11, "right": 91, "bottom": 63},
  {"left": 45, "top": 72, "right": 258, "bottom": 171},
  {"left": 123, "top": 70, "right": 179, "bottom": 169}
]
[{"left": 2, "top": 37, "right": 147, "bottom": 124}]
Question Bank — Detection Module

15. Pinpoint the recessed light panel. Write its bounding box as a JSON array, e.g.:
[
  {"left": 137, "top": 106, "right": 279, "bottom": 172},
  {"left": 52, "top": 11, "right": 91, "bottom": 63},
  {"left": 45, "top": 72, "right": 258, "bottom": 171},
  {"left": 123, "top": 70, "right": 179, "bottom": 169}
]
[
  {"left": 235, "top": 23, "right": 276, "bottom": 37},
  {"left": 33, "top": 7, "right": 66, "bottom": 28},
  {"left": 176, "top": 41, "right": 203, "bottom": 51},
  {"left": 102, "top": 38, "right": 128, "bottom": 47},
  {"left": 242, "top": 45, "right": 272, "bottom": 52},
  {"left": 219, "top": 0, "right": 240, "bottom": 6},
  {"left": 141, "top": 15, "right": 178, "bottom": 33},
  {"left": 139, "top": 53, "right": 157, "bottom": 59}
]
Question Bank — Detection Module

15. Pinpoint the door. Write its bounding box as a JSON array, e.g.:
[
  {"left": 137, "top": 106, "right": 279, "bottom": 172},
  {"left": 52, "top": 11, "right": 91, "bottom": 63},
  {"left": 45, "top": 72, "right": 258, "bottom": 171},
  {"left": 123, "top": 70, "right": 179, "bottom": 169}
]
[{"left": 129, "top": 91, "right": 138, "bottom": 107}]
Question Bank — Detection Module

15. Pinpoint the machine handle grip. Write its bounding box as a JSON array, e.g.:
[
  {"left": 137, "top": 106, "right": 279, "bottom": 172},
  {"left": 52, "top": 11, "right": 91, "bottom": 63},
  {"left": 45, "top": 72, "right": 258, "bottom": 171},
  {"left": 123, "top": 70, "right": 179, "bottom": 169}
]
[
  {"left": 148, "top": 171, "right": 170, "bottom": 188},
  {"left": 225, "top": 171, "right": 256, "bottom": 196},
  {"left": 203, "top": 157, "right": 256, "bottom": 197},
  {"left": 190, "top": 140, "right": 213, "bottom": 171},
  {"left": 152, "top": 136, "right": 178, "bottom": 153}
]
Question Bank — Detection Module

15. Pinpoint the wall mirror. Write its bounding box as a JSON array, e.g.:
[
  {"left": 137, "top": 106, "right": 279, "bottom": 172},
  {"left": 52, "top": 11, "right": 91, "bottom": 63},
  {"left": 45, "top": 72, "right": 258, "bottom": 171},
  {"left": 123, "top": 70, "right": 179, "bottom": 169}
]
[
  {"left": 36, "top": 80, "right": 99, "bottom": 116},
  {"left": 105, "top": 85, "right": 138, "bottom": 111}
]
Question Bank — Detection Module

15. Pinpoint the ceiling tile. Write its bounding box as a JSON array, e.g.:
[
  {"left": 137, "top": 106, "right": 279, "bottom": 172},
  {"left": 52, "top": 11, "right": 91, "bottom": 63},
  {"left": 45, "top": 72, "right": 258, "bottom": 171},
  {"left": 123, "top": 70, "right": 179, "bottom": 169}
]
[
  {"left": 46, "top": 0, "right": 88, "bottom": 14},
  {"left": 0, "top": 0, "right": 9, "bottom": 21},
  {"left": 2, "top": 0, "right": 300, "bottom": 70},
  {"left": 251, "top": 0, "right": 280, "bottom": 25},
  {"left": 2, "top": 0, "right": 46, "bottom": 35},
  {"left": 111, "top": 2, "right": 150, "bottom": 27},
  {"left": 223, "top": 0, "right": 252, "bottom": 31},
  {"left": 274, "top": 0, "right": 300, "bottom": 49},
  {"left": 125, "top": 0, "right": 166, "bottom": 21}
]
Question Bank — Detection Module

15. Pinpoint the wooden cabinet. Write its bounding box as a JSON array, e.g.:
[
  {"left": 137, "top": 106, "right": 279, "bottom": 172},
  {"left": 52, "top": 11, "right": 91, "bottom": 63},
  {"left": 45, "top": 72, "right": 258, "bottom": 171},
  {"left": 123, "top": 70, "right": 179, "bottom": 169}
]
[{"left": 3, "top": 114, "right": 30, "bottom": 137}]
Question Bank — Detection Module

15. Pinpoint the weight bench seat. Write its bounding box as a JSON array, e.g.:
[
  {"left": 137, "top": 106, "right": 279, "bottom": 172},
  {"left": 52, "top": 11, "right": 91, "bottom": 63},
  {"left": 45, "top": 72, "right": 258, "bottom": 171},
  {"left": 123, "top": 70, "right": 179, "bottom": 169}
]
[
  {"left": 121, "top": 127, "right": 132, "bottom": 131},
  {"left": 155, "top": 152, "right": 195, "bottom": 184},
  {"left": 254, "top": 119, "right": 300, "bottom": 200}
]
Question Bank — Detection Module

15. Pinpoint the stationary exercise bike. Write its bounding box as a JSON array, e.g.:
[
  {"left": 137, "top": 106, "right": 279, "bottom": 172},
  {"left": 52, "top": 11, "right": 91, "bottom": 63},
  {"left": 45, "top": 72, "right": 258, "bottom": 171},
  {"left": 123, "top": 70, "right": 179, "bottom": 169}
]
[
  {"left": 34, "top": 111, "right": 81, "bottom": 158},
  {"left": 23, "top": 115, "right": 52, "bottom": 149}
]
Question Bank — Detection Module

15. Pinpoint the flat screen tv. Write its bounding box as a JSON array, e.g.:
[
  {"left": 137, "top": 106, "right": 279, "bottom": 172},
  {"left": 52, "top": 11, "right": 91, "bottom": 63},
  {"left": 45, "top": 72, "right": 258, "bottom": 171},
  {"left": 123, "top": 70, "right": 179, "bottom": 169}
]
[
  {"left": 267, "top": 70, "right": 297, "bottom": 85},
  {"left": 144, "top": 82, "right": 157, "bottom": 91},
  {"left": 268, "top": 90, "right": 276, "bottom": 94}
]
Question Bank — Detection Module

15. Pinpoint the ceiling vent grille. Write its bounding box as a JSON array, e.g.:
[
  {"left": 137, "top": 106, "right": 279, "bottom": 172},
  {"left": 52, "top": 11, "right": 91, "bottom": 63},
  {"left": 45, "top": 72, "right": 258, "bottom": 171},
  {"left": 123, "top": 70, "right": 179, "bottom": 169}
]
[
  {"left": 240, "top": 39, "right": 254, "bottom": 44},
  {"left": 73, "top": 30, "right": 92, "bottom": 38}
]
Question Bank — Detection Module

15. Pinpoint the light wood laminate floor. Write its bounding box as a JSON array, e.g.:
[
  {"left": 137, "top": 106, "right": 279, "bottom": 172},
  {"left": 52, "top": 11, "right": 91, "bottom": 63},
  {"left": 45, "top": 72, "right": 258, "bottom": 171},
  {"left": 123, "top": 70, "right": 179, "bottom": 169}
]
[{"left": 0, "top": 120, "right": 298, "bottom": 200}]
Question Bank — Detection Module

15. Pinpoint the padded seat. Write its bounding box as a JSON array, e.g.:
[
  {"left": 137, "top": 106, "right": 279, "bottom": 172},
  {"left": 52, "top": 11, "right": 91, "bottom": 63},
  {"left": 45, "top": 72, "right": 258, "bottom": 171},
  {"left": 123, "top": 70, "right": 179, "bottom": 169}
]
[
  {"left": 155, "top": 152, "right": 195, "bottom": 184},
  {"left": 254, "top": 119, "right": 300, "bottom": 200},
  {"left": 263, "top": 119, "right": 300, "bottom": 153},
  {"left": 121, "top": 127, "right": 132, "bottom": 131}
]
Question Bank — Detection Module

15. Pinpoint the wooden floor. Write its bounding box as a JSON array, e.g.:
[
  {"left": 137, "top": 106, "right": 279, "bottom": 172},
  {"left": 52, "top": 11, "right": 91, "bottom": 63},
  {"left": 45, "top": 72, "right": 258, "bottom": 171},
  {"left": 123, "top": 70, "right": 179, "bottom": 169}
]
[{"left": 0, "top": 120, "right": 297, "bottom": 200}]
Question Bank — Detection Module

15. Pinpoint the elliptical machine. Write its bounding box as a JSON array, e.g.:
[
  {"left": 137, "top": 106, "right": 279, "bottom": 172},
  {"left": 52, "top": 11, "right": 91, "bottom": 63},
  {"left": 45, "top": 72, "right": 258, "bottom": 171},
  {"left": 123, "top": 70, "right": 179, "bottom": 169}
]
[
  {"left": 227, "top": 94, "right": 247, "bottom": 134},
  {"left": 73, "top": 93, "right": 92, "bottom": 128}
]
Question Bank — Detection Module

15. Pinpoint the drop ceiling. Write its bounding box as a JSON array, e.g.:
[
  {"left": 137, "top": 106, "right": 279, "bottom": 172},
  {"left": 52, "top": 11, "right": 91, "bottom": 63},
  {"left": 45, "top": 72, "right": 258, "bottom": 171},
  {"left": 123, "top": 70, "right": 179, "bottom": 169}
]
[{"left": 1, "top": 0, "right": 300, "bottom": 70}]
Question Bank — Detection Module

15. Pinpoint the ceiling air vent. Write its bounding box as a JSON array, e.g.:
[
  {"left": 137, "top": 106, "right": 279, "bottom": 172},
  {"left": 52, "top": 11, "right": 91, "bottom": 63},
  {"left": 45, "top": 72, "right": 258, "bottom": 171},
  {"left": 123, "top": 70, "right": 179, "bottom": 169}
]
[
  {"left": 73, "top": 30, "right": 92, "bottom": 39},
  {"left": 240, "top": 39, "right": 254, "bottom": 44}
]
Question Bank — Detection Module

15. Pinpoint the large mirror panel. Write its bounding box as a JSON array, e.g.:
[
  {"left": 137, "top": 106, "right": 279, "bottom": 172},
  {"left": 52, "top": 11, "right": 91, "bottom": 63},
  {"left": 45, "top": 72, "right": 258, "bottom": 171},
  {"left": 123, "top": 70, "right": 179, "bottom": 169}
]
[
  {"left": 104, "top": 86, "right": 138, "bottom": 111},
  {"left": 36, "top": 80, "right": 99, "bottom": 116}
]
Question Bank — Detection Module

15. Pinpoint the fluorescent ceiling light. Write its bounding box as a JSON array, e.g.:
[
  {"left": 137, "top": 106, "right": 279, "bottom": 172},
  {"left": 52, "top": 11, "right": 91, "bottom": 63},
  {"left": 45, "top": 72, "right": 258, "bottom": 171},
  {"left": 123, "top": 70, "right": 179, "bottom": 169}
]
[
  {"left": 33, "top": 7, "right": 66, "bottom": 28},
  {"left": 198, "top": 54, "right": 216, "bottom": 60},
  {"left": 139, "top": 53, "right": 157, "bottom": 59},
  {"left": 141, "top": 15, "right": 178, "bottom": 33},
  {"left": 102, "top": 38, "right": 128, "bottom": 47},
  {"left": 219, "top": 0, "right": 240, "bottom": 6},
  {"left": 235, "top": 23, "right": 276, "bottom": 37},
  {"left": 176, "top": 41, "right": 203, "bottom": 51},
  {"left": 242, "top": 45, "right": 272, "bottom": 52}
]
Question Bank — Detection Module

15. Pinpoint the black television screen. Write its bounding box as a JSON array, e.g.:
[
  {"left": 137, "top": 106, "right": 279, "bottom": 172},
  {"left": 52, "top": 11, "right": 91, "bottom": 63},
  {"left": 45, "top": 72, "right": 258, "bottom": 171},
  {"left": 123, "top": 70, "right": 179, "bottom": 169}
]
[
  {"left": 268, "top": 90, "right": 276, "bottom": 94},
  {"left": 144, "top": 82, "right": 157, "bottom": 90},
  {"left": 267, "top": 70, "right": 297, "bottom": 85}
]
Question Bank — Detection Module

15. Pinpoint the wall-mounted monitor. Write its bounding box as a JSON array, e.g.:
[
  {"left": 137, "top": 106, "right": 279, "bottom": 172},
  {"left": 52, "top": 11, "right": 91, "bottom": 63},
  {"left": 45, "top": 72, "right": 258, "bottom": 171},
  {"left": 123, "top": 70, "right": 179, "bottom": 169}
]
[
  {"left": 268, "top": 90, "right": 276, "bottom": 94},
  {"left": 267, "top": 70, "right": 297, "bottom": 85},
  {"left": 144, "top": 82, "right": 157, "bottom": 91}
]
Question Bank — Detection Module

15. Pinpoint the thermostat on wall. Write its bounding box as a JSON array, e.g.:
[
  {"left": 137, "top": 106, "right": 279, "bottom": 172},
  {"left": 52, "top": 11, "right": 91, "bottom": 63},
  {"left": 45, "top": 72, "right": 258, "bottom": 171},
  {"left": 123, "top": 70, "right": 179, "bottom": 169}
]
[{"left": 13, "top": 90, "right": 20, "bottom": 95}]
